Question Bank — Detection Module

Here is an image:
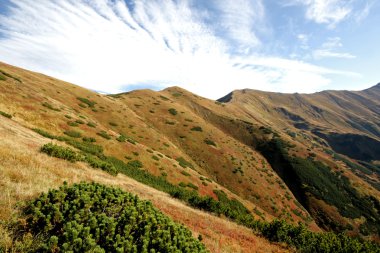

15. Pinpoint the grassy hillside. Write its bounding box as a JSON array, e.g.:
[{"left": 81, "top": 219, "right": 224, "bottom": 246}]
[{"left": 0, "top": 61, "right": 379, "bottom": 251}]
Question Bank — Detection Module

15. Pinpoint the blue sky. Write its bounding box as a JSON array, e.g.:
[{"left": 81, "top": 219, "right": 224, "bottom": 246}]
[{"left": 0, "top": 0, "right": 378, "bottom": 99}]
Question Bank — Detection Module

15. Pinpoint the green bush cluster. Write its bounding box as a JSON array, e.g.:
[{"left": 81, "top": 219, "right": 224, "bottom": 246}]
[
  {"left": 22, "top": 182, "right": 208, "bottom": 253},
  {"left": 34, "top": 129, "right": 380, "bottom": 252},
  {"left": 0, "top": 110, "right": 12, "bottom": 118},
  {"left": 176, "top": 157, "right": 194, "bottom": 169},
  {"left": 87, "top": 122, "right": 97, "bottom": 128},
  {"left": 83, "top": 137, "right": 96, "bottom": 143},
  {"left": 67, "top": 121, "right": 79, "bottom": 127},
  {"left": 261, "top": 220, "right": 379, "bottom": 253},
  {"left": 97, "top": 131, "right": 111, "bottom": 140},
  {"left": 204, "top": 139, "right": 216, "bottom": 146},
  {"left": 42, "top": 102, "right": 60, "bottom": 111},
  {"left": 258, "top": 137, "right": 380, "bottom": 235},
  {"left": 116, "top": 134, "right": 127, "bottom": 142},
  {"left": 64, "top": 130, "right": 82, "bottom": 138},
  {"left": 191, "top": 126, "right": 203, "bottom": 132},
  {"left": 77, "top": 97, "right": 96, "bottom": 108},
  {"left": 168, "top": 108, "right": 178, "bottom": 115},
  {"left": 40, "top": 143, "right": 80, "bottom": 162}
]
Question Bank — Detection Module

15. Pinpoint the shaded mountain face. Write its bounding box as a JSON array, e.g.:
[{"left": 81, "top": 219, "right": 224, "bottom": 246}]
[{"left": 0, "top": 61, "right": 379, "bottom": 241}]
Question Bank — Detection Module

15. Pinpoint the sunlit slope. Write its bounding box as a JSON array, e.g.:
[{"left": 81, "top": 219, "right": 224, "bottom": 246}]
[{"left": 1, "top": 61, "right": 379, "bottom": 241}]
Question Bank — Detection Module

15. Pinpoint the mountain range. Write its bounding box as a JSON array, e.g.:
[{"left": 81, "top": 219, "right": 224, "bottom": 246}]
[{"left": 0, "top": 61, "right": 379, "bottom": 252}]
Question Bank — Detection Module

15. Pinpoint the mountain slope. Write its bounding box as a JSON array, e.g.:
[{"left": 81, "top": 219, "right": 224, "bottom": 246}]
[
  {"left": 216, "top": 85, "right": 380, "bottom": 237},
  {"left": 0, "top": 61, "right": 379, "bottom": 249}
]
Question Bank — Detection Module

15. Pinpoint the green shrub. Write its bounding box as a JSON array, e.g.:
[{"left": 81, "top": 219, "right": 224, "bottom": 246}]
[
  {"left": 65, "top": 139, "right": 103, "bottom": 156},
  {"left": 159, "top": 95, "right": 169, "bottom": 101},
  {"left": 75, "top": 119, "right": 85, "bottom": 124},
  {"left": 176, "top": 157, "right": 194, "bottom": 169},
  {"left": 22, "top": 182, "right": 208, "bottom": 252},
  {"left": 127, "top": 137, "right": 137, "bottom": 145},
  {"left": 168, "top": 108, "right": 178, "bottom": 115},
  {"left": 191, "top": 126, "right": 203, "bottom": 132},
  {"left": 67, "top": 121, "right": 79, "bottom": 127},
  {"left": 181, "top": 170, "right": 191, "bottom": 177},
  {"left": 109, "top": 122, "right": 118, "bottom": 126},
  {"left": 204, "top": 139, "right": 216, "bottom": 146},
  {"left": 77, "top": 97, "right": 96, "bottom": 108},
  {"left": 126, "top": 160, "right": 143, "bottom": 169},
  {"left": 116, "top": 134, "right": 126, "bottom": 142},
  {"left": 33, "top": 128, "right": 56, "bottom": 139},
  {"left": 87, "top": 122, "right": 96, "bottom": 128},
  {"left": 83, "top": 154, "right": 117, "bottom": 175},
  {"left": 42, "top": 102, "right": 60, "bottom": 111},
  {"left": 40, "top": 143, "right": 79, "bottom": 162},
  {"left": 187, "top": 182, "right": 198, "bottom": 190},
  {"left": 97, "top": 131, "right": 111, "bottom": 140},
  {"left": 64, "top": 130, "right": 82, "bottom": 138},
  {"left": 82, "top": 137, "right": 96, "bottom": 143},
  {"left": 0, "top": 110, "right": 12, "bottom": 118},
  {"left": 152, "top": 155, "right": 159, "bottom": 161}
]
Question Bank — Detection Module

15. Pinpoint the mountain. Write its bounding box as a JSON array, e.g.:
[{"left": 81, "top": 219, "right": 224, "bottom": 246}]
[{"left": 0, "top": 61, "right": 379, "bottom": 251}]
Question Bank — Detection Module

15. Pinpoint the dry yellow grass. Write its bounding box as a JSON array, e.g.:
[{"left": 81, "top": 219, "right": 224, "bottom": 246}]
[{"left": 0, "top": 116, "right": 292, "bottom": 252}]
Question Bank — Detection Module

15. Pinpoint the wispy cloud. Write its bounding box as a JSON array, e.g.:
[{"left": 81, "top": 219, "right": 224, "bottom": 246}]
[
  {"left": 287, "top": 0, "right": 352, "bottom": 28},
  {"left": 0, "top": 0, "right": 358, "bottom": 99},
  {"left": 312, "top": 37, "right": 356, "bottom": 59}
]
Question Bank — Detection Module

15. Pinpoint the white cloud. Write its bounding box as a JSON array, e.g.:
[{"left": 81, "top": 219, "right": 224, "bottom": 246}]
[
  {"left": 288, "top": 0, "right": 352, "bottom": 28},
  {"left": 0, "top": 0, "right": 358, "bottom": 99},
  {"left": 210, "top": 0, "right": 265, "bottom": 52},
  {"left": 312, "top": 37, "right": 356, "bottom": 59},
  {"left": 354, "top": 0, "right": 375, "bottom": 23}
]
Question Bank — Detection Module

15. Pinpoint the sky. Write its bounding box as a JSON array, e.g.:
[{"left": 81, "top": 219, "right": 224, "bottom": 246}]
[{"left": 0, "top": 0, "right": 379, "bottom": 99}]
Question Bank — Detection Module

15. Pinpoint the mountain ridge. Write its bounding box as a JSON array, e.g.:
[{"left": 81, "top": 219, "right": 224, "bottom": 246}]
[{"left": 0, "top": 61, "right": 379, "bottom": 250}]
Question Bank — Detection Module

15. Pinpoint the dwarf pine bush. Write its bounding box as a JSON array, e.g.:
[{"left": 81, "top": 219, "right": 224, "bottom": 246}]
[{"left": 23, "top": 182, "right": 208, "bottom": 253}]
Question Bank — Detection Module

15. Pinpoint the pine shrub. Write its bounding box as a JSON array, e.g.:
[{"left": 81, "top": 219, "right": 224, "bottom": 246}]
[{"left": 22, "top": 182, "right": 208, "bottom": 252}]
